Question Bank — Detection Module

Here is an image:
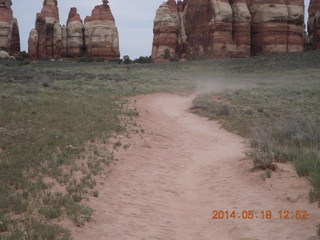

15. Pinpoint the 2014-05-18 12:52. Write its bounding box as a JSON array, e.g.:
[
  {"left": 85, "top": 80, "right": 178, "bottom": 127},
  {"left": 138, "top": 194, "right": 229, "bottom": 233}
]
[{"left": 212, "top": 210, "right": 308, "bottom": 220}]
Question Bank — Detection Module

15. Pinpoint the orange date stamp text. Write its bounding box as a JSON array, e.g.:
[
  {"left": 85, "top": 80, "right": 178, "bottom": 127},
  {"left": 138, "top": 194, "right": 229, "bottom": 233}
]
[{"left": 212, "top": 210, "right": 308, "bottom": 220}]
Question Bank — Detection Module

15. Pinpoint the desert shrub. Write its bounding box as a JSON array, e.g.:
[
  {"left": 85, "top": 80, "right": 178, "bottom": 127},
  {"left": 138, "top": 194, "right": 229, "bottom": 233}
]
[
  {"left": 2, "top": 220, "right": 71, "bottom": 240},
  {"left": 77, "top": 56, "right": 94, "bottom": 62},
  {"left": 39, "top": 206, "right": 61, "bottom": 220},
  {"left": 248, "top": 150, "right": 277, "bottom": 170},
  {"left": 295, "top": 152, "right": 319, "bottom": 177},
  {"left": 265, "top": 169, "right": 272, "bottom": 178},
  {"left": 192, "top": 94, "right": 231, "bottom": 117},
  {"left": 24, "top": 220, "right": 71, "bottom": 240},
  {"left": 0, "top": 215, "right": 11, "bottom": 232},
  {"left": 93, "top": 190, "right": 99, "bottom": 198},
  {"left": 65, "top": 203, "right": 93, "bottom": 227},
  {"left": 250, "top": 127, "right": 274, "bottom": 152},
  {"left": 133, "top": 56, "right": 152, "bottom": 64},
  {"left": 310, "top": 171, "right": 320, "bottom": 191},
  {"left": 272, "top": 113, "right": 320, "bottom": 149}
]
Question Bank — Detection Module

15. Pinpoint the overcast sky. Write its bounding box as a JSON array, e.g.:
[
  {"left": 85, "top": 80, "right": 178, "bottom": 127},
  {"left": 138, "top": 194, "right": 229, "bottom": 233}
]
[{"left": 12, "top": 0, "right": 311, "bottom": 59}]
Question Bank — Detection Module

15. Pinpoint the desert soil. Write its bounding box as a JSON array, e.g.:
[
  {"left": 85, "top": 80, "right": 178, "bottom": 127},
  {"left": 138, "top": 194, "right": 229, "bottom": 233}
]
[{"left": 69, "top": 94, "right": 319, "bottom": 240}]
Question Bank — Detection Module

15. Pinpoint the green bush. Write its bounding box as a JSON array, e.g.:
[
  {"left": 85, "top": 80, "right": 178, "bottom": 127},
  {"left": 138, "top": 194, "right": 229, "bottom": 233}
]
[
  {"left": 77, "top": 56, "right": 94, "bottom": 62},
  {"left": 192, "top": 94, "right": 231, "bottom": 118},
  {"left": 295, "top": 152, "right": 319, "bottom": 177},
  {"left": 0, "top": 215, "right": 11, "bottom": 232},
  {"left": 39, "top": 206, "right": 61, "bottom": 219},
  {"left": 2, "top": 220, "right": 71, "bottom": 240},
  {"left": 133, "top": 56, "right": 152, "bottom": 64},
  {"left": 123, "top": 55, "right": 132, "bottom": 65},
  {"left": 310, "top": 171, "right": 320, "bottom": 191},
  {"left": 250, "top": 150, "right": 277, "bottom": 170}
]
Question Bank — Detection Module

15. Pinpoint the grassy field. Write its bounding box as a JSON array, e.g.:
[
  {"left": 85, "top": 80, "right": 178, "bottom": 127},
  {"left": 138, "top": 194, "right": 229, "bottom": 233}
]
[
  {"left": 191, "top": 51, "right": 320, "bottom": 204},
  {"left": 1, "top": 51, "right": 320, "bottom": 239}
]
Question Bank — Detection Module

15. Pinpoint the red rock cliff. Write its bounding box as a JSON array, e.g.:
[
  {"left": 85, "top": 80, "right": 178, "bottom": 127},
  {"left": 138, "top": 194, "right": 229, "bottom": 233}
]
[
  {"left": 62, "top": 7, "right": 84, "bottom": 57},
  {"left": 0, "top": 0, "right": 20, "bottom": 55},
  {"left": 152, "top": 0, "right": 305, "bottom": 61},
  {"left": 28, "top": 0, "right": 62, "bottom": 60},
  {"left": 308, "top": 0, "right": 320, "bottom": 49},
  {"left": 84, "top": 0, "right": 120, "bottom": 59}
]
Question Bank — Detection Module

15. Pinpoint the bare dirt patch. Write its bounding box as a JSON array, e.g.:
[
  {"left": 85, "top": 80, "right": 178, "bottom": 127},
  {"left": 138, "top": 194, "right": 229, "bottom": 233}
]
[{"left": 68, "top": 94, "right": 319, "bottom": 240}]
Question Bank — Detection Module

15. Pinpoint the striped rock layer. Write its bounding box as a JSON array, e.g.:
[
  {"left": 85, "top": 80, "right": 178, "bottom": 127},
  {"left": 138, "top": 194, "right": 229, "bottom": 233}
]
[
  {"left": 152, "top": 0, "right": 305, "bottom": 62},
  {"left": 308, "top": 0, "right": 320, "bottom": 50},
  {"left": 84, "top": 0, "right": 120, "bottom": 59},
  {"left": 62, "top": 7, "right": 84, "bottom": 57},
  {"left": 0, "top": 0, "right": 20, "bottom": 55},
  {"left": 28, "top": 0, "right": 62, "bottom": 60},
  {"left": 29, "top": 0, "right": 120, "bottom": 60}
]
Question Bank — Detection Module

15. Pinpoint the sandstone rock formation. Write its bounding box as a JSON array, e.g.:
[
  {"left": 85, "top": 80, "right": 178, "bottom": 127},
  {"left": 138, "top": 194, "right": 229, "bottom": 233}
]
[
  {"left": 28, "top": 0, "right": 62, "bottom": 60},
  {"left": 29, "top": 0, "right": 120, "bottom": 60},
  {"left": 62, "top": 7, "right": 84, "bottom": 57},
  {"left": 152, "top": 0, "right": 182, "bottom": 62},
  {"left": 84, "top": 0, "right": 120, "bottom": 59},
  {"left": 308, "top": 0, "right": 320, "bottom": 50},
  {"left": 152, "top": 0, "right": 305, "bottom": 61},
  {"left": 248, "top": 0, "right": 304, "bottom": 55},
  {"left": 0, "top": 0, "right": 20, "bottom": 55}
]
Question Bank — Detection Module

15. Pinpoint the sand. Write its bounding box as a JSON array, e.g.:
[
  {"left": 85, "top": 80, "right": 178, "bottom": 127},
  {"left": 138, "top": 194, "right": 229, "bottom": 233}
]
[{"left": 69, "top": 94, "right": 319, "bottom": 240}]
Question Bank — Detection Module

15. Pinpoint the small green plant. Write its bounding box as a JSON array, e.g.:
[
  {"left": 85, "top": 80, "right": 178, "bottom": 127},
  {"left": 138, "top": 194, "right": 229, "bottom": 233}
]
[
  {"left": 93, "top": 190, "right": 99, "bottom": 198},
  {"left": 264, "top": 169, "right": 272, "bottom": 179},
  {"left": 66, "top": 204, "right": 93, "bottom": 227},
  {"left": 39, "top": 206, "right": 62, "bottom": 219},
  {"left": 249, "top": 150, "right": 277, "bottom": 171},
  {"left": 309, "top": 189, "right": 320, "bottom": 203},
  {"left": 113, "top": 141, "right": 122, "bottom": 149},
  {"left": 0, "top": 215, "right": 10, "bottom": 232},
  {"left": 295, "top": 152, "right": 319, "bottom": 177}
]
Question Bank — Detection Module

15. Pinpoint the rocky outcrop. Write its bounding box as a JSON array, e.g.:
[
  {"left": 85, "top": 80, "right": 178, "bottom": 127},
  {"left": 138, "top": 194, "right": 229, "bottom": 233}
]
[
  {"left": 28, "top": 0, "right": 62, "bottom": 60},
  {"left": 62, "top": 7, "right": 84, "bottom": 57},
  {"left": 29, "top": 0, "right": 120, "bottom": 60},
  {"left": 0, "top": 0, "right": 20, "bottom": 55},
  {"left": 152, "top": 0, "right": 181, "bottom": 62},
  {"left": 84, "top": 0, "right": 120, "bottom": 59},
  {"left": 248, "top": 0, "right": 304, "bottom": 55},
  {"left": 152, "top": 0, "right": 305, "bottom": 61},
  {"left": 308, "top": 0, "right": 320, "bottom": 50}
]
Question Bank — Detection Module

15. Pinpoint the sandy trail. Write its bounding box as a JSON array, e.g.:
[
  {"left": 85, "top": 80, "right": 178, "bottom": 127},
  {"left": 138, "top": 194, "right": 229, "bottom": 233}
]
[{"left": 70, "top": 94, "right": 319, "bottom": 240}]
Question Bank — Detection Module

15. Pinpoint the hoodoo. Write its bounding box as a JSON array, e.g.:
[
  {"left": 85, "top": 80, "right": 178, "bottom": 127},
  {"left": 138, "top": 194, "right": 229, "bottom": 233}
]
[
  {"left": 152, "top": 0, "right": 305, "bottom": 62},
  {"left": 248, "top": 0, "right": 304, "bottom": 55},
  {"left": 84, "top": 0, "right": 120, "bottom": 59},
  {"left": 0, "top": 0, "right": 20, "bottom": 55},
  {"left": 62, "top": 7, "right": 84, "bottom": 58},
  {"left": 308, "top": 0, "right": 320, "bottom": 50},
  {"left": 28, "top": 0, "right": 62, "bottom": 60}
]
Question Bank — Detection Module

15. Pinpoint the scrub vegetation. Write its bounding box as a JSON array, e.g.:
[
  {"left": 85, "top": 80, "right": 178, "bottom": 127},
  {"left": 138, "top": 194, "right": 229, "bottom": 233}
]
[{"left": 1, "top": 50, "right": 320, "bottom": 238}]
